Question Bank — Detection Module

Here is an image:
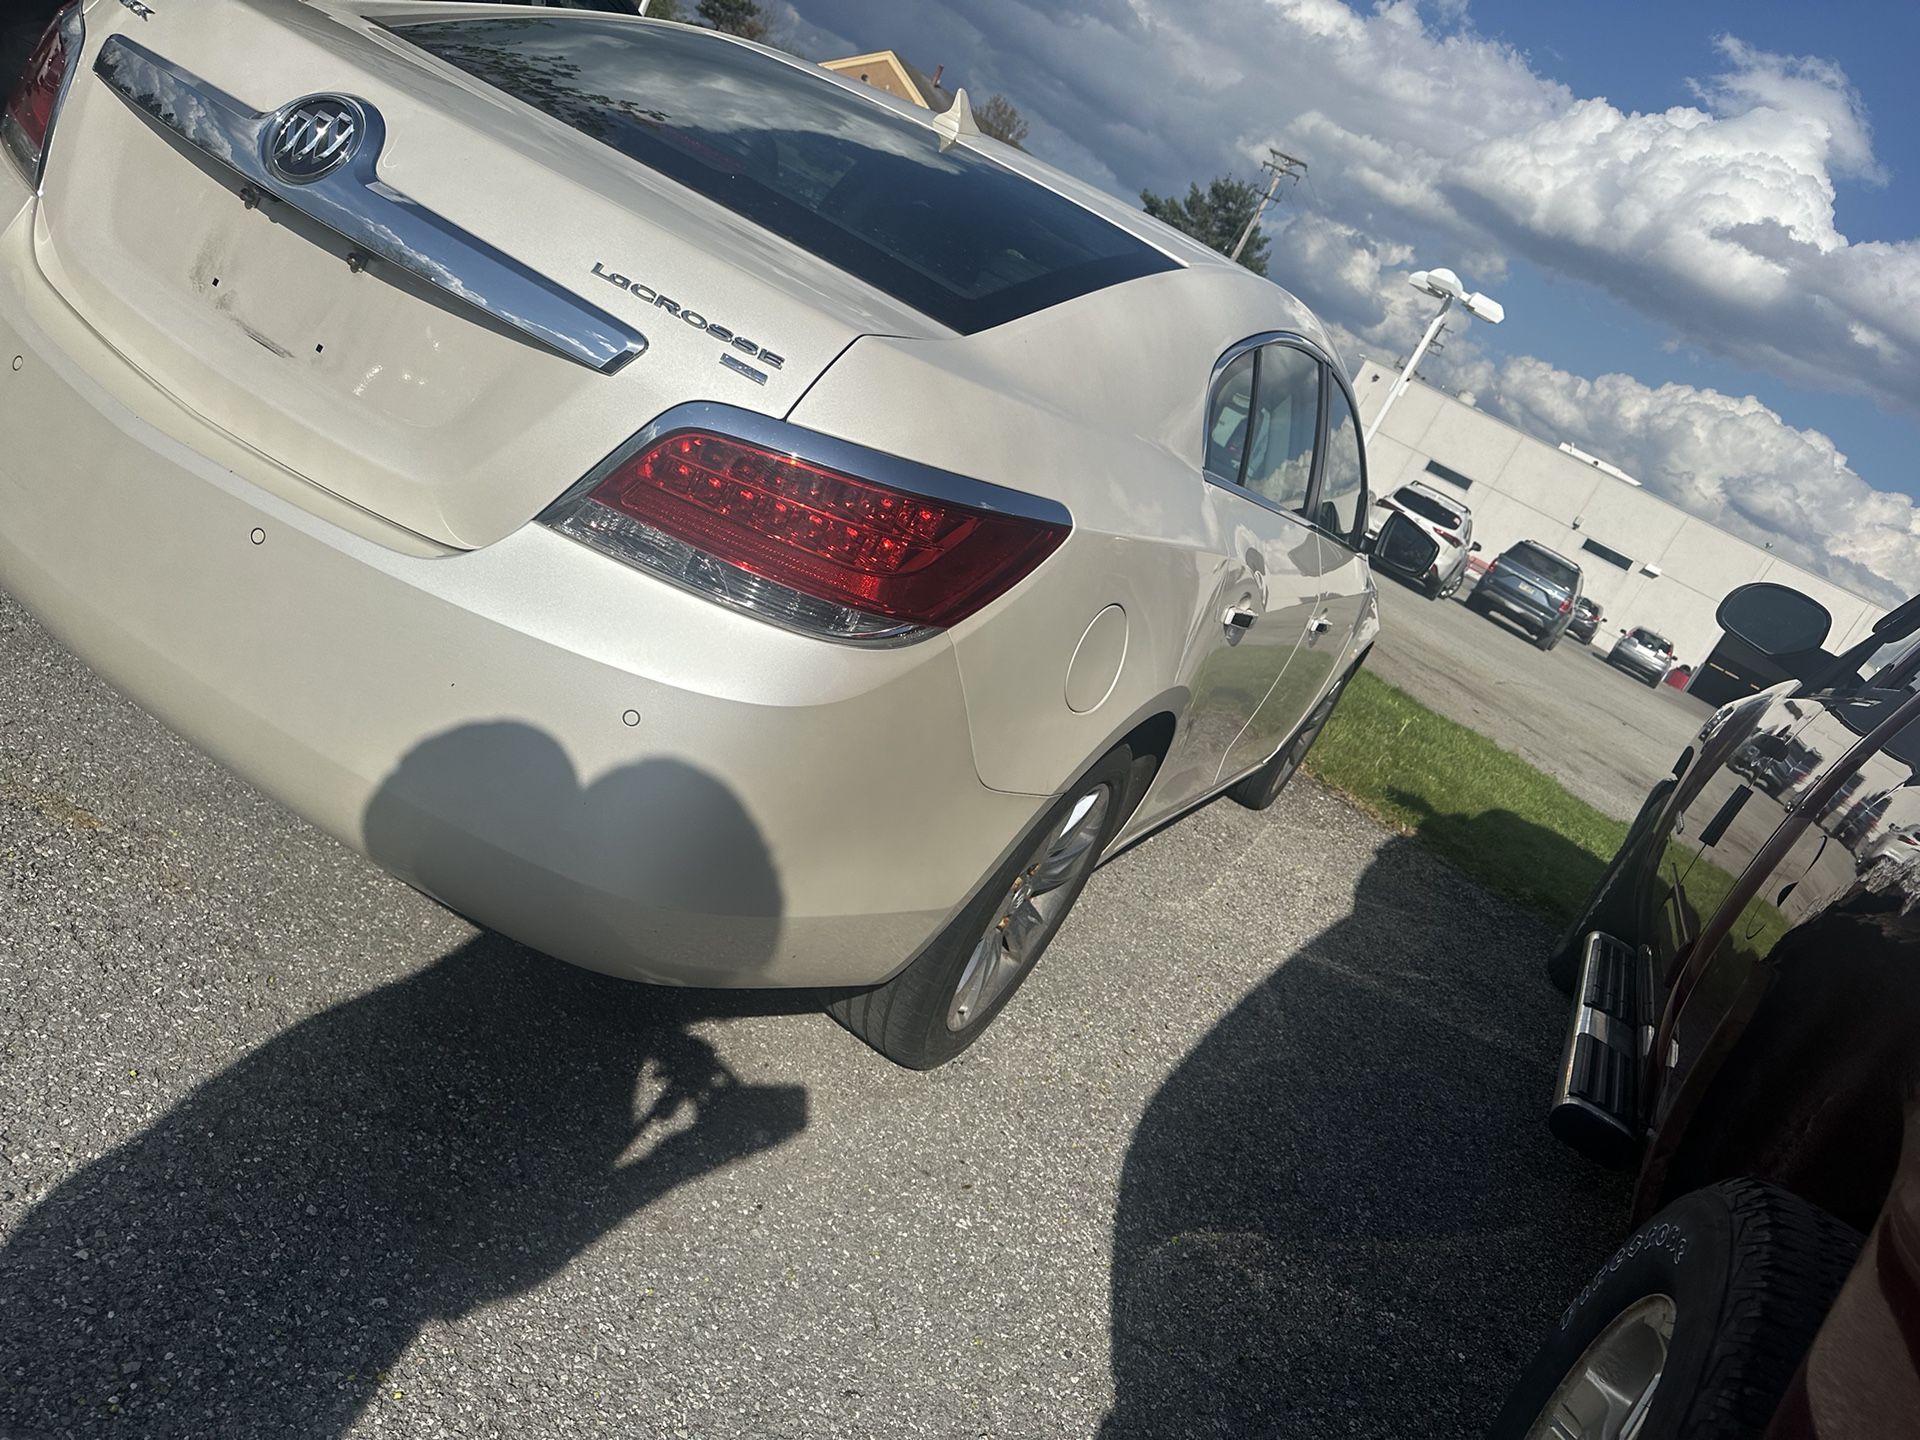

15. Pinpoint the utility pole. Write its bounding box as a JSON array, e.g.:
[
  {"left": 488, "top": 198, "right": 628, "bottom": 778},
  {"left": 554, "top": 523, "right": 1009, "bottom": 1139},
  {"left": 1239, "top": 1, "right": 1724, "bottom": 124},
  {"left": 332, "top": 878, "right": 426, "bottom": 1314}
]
[{"left": 1229, "top": 148, "right": 1308, "bottom": 263}]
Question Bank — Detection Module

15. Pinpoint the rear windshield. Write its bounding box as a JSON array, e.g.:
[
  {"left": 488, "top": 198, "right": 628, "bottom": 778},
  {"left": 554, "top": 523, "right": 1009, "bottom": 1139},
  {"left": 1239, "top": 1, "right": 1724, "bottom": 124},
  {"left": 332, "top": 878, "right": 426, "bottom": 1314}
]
[
  {"left": 1503, "top": 543, "right": 1580, "bottom": 592},
  {"left": 1395, "top": 488, "right": 1461, "bottom": 528},
  {"left": 1630, "top": 628, "right": 1672, "bottom": 652},
  {"left": 1575, "top": 598, "right": 1601, "bottom": 616},
  {"left": 388, "top": 17, "right": 1178, "bottom": 333}
]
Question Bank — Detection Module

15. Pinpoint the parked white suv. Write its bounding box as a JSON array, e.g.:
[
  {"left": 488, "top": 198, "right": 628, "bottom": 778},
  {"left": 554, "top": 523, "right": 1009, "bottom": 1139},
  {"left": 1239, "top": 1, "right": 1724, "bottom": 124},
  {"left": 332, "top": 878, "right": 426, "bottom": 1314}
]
[{"left": 1365, "top": 482, "right": 1476, "bottom": 598}]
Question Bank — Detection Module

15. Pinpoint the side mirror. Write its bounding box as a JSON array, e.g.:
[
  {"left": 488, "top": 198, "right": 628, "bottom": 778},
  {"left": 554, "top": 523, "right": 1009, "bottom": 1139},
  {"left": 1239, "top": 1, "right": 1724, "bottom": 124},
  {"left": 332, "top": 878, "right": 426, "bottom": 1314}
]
[
  {"left": 1470, "top": 541, "right": 1482, "bottom": 552},
  {"left": 1716, "top": 582, "right": 1833, "bottom": 658}
]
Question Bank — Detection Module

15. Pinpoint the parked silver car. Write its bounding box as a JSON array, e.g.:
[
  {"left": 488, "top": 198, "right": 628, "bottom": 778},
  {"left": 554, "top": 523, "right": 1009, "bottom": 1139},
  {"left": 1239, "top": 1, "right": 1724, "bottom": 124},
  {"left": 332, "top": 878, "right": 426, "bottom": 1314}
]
[
  {"left": 1607, "top": 626, "right": 1675, "bottom": 686},
  {"left": 0, "top": 2, "right": 1377, "bottom": 1065}
]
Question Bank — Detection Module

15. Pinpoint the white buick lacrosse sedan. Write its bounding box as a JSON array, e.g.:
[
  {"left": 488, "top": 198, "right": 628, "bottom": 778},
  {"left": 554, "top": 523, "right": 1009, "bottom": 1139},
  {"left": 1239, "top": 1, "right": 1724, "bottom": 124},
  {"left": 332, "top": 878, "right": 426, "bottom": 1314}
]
[{"left": 0, "top": 1, "right": 1377, "bottom": 1066}]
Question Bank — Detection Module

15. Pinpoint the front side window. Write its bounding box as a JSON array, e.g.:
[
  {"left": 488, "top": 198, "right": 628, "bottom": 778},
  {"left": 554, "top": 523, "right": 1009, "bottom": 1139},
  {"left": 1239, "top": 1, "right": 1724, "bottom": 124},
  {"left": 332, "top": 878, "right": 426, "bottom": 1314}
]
[
  {"left": 1242, "top": 344, "right": 1321, "bottom": 510},
  {"left": 1317, "top": 384, "right": 1366, "bottom": 544}
]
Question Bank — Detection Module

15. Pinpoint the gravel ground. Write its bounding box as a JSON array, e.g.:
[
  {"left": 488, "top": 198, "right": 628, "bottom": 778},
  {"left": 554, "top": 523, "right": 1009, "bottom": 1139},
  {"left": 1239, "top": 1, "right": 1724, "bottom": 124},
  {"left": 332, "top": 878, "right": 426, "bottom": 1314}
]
[
  {"left": 0, "top": 588, "right": 1630, "bottom": 1439},
  {"left": 1367, "top": 575, "right": 1710, "bottom": 822}
]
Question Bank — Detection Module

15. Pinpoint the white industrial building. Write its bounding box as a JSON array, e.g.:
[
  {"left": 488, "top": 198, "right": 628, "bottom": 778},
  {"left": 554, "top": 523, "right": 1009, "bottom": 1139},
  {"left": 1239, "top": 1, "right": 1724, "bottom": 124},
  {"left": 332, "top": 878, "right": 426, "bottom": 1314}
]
[{"left": 1353, "top": 359, "right": 1887, "bottom": 698}]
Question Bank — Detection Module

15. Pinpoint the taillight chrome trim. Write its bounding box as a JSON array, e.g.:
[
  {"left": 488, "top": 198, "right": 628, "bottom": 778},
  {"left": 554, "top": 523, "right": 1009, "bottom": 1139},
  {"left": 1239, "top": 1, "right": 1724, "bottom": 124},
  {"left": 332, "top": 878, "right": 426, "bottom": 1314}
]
[
  {"left": 2, "top": 2, "right": 84, "bottom": 190},
  {"left": 538, "top": 402, "right": 1074, "bottom": 648}
]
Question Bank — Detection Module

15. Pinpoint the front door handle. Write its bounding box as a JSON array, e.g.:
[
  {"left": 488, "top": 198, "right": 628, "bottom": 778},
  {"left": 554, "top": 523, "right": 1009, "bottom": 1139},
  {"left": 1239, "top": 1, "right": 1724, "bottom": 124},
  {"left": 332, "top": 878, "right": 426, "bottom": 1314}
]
[
  {"left": 1308, "top": 614, "right": 1332, "bottom": 635},
  {"left": 1223, "top": 605, "right": 1258, "bottom": 639}
]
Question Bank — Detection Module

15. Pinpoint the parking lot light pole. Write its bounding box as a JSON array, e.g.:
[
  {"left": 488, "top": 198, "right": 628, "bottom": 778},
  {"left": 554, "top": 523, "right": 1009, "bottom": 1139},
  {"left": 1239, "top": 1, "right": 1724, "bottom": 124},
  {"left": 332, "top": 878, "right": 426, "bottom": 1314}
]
[{"left": 1364, "top": 267, "right": 1504, "bottom": 447}]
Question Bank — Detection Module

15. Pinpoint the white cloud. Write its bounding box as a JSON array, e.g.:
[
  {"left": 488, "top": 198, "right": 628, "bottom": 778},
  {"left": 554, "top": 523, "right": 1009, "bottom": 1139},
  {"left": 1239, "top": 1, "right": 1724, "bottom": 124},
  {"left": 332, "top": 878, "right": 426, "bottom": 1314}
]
[
  {"left": 794, "top": 0, "right": 1920, "bottom": 595},
  {"left": 1487, "top": 358, "right": 1920, "bottom": 605},
  {"left": 802, "top": 1, "right": 1920, "bottom": 409},
  {"left": 1263, "top": 211, "right": 1496, "bottom": 397}
]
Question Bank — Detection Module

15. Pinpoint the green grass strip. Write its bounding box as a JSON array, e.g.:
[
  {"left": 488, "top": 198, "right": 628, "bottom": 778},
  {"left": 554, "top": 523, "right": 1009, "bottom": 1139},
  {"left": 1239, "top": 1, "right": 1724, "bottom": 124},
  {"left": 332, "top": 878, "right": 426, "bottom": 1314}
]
[
  {"left": 1305, "top": 668, "right": 1787, "bottom": 965},
  {"left": 1304, "top": 669, "right": 1631, "bottom": 923}
]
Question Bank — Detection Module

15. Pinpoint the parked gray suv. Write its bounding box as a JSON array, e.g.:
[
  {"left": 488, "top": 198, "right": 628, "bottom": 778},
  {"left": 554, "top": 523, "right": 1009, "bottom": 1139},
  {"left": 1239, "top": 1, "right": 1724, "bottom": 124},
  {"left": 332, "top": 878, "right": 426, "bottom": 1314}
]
[{"left": 1465, "top": 541, "right": 1584, "bottom": 650}]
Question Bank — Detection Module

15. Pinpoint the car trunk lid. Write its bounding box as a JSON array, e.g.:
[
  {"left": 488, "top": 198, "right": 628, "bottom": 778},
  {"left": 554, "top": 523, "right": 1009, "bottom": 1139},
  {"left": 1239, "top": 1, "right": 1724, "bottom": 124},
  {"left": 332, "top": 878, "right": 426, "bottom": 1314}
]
[{"left": 29, "top": 0, "right": 944, "bottom": 548}]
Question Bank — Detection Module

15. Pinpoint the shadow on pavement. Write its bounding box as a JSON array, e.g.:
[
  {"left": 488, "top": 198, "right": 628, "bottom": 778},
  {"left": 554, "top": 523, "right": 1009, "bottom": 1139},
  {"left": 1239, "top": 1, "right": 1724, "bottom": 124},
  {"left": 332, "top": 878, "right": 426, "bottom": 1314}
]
[
  {"left": 1384, "top": 787, "right": 1609, "bottom": 927},
  {"left": 1103, "top": 831, "right": 1630, "bottom": 1439},
  {"left": 0, "top": 730, "right": 811, "bottom": 1438}
]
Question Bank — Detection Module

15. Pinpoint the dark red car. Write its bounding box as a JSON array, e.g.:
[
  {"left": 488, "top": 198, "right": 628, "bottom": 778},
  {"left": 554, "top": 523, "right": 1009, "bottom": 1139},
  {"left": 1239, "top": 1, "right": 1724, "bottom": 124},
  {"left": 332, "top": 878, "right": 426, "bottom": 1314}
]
[{"left": 1493, "top": 582, "right": 1920, "bottom": 1437}]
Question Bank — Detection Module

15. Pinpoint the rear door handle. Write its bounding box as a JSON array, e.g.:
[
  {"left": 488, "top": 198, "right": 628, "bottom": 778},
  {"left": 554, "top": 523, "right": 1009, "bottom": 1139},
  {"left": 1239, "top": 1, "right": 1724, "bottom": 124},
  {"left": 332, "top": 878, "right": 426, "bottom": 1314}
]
[
  {"left": 1224, "top": 606, "right": 1258, "bottom": 634},
  {"left": 1308, "top": 614, "right": 1332, "bottom": 634}
]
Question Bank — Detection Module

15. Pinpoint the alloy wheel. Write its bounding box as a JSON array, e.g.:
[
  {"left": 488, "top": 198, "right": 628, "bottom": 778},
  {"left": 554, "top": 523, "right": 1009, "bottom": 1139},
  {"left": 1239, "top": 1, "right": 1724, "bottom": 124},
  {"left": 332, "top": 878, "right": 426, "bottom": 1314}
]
[
  {"left": 1524, "top": 1295, "right": 1676, "bottom": 1440},
  {"left": 947, "top": 782, "right": 1112, "bottom": 1032}
]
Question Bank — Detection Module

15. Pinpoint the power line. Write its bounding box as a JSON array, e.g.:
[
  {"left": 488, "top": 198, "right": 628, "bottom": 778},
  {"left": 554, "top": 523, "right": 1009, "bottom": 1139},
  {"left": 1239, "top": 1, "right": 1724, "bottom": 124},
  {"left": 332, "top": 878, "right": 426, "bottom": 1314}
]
[{"left": 1229, "top": 148, "right": 1309, "bottom": 263}]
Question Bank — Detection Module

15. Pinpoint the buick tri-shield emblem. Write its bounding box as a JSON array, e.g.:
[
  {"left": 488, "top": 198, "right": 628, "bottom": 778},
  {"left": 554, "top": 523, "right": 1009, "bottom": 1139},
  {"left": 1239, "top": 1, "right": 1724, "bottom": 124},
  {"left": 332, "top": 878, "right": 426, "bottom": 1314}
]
[{"left": 266, "top": 96, "right": 365, "bottom": 183}]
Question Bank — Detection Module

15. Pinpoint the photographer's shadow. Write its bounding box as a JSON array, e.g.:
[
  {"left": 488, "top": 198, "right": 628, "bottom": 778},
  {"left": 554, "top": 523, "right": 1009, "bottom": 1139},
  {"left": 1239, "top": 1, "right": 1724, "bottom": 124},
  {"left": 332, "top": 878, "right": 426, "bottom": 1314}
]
[
  {"left": 0, "top": 725, "right": 808, "bottom": 1438},
  {"left": 1103, "top": 830, "right": 1629, "bottom": 1438}
]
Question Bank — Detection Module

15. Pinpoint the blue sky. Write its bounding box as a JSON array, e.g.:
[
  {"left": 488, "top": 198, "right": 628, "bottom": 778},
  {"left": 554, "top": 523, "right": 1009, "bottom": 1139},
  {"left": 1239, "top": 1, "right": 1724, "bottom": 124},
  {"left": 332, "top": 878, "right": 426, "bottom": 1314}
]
[
  {"left": 781, "top": 0, "right": 1920, "bottom": 603},
  {"left": 1461, "top": 0, "right": 1919, "bottom": 490}
]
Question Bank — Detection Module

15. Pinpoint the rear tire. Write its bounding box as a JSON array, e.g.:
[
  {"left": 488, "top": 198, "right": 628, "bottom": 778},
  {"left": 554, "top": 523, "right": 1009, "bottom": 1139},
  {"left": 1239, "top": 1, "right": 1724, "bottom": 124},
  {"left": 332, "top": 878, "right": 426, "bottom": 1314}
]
[
  {"left": 1228, "top": 664, "right": 1356, "bottom": 811},
  {"left": 827, "top": 744, "right": 1135, "bottom": 1069},
  {"left": 1535, "top": 630, "right": 1557, "bottom": 651},
  {"left": 1488, "top": 1181, "right": 1860, "bottom": 1440}
]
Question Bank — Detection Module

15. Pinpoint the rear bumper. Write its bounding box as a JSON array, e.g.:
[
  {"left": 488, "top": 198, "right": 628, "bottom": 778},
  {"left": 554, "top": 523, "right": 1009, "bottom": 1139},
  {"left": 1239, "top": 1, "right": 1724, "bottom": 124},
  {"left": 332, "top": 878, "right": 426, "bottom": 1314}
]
[
  {"left": 0, "top": 202, "right": 1042, "bottom": 988},
  {"left": 1610, "top": 651, "right": 1666, "bottom": 680}
]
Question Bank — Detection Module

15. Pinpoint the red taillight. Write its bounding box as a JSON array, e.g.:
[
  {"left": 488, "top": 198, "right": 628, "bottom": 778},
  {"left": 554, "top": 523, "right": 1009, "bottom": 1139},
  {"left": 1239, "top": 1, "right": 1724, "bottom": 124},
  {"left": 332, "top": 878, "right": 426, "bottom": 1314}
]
[
  {"left": 551, "top": 429, "right": 1069, "bottom": 637},
  {"left": 1558, "top": 598, "right": 1572, "bottom": 614},
  {"left": 1435, "top": 530, "right": 1462, "bottom": 546},
  {"left": 2, "top": 4, "right": 80, "bottom": 179}
]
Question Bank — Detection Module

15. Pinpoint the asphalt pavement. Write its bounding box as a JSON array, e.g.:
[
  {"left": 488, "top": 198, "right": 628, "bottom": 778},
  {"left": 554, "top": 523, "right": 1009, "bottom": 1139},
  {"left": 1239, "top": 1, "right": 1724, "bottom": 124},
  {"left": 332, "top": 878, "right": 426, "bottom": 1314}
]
[
  {"left": 0, "top": 587, "right": 1631, "bottom": 1439},
  {"left": 1367, "top": 573, "right": 1711, "bottom": 822}
]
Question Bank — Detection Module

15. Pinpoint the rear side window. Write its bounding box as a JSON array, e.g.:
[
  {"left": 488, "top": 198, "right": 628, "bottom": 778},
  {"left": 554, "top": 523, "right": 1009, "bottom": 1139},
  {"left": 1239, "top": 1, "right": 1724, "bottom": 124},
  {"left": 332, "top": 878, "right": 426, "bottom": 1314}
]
[
  {"left": 1394, "top": 488, "right": 1460, "bottom": 528},
  {"left": 1317, "top": 385, "right": 1366, "bottom": 543},
  {"left": 1204, "top": 353, "right": 1255, "bottom": 485},
  {"left": 1242, "top": 345, "right": 1320, "bottom": 510},
  {"left": 1506, "top": 543, "right": 1580, "bottom": 592},
  {"left": 389, "top": 17, "right": 1178, "bottom": 333}
]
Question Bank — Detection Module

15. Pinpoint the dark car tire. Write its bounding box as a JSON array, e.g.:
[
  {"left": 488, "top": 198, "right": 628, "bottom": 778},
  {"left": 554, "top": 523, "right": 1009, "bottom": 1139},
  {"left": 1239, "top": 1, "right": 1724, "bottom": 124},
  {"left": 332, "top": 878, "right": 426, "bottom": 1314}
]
[
  {"left": 1489, "top": 1181, "right": 1861, "bottom": 1440},
  {"left": 1228, "top": 663, "right": 1356, "bottom": 811},
  {"left": 1535, "top": 630, "right": 1558, "bottom": 651},
  {"left": 827, "top": 743, "right": 1136, "bottom": 1070}
]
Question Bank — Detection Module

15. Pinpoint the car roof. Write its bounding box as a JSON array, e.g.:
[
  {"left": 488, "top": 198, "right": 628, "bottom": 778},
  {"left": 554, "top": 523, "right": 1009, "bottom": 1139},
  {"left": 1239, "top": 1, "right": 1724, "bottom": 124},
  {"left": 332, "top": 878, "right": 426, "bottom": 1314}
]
[{"left": 1505, "top": 540, "right": 1578, "bottom": 564}]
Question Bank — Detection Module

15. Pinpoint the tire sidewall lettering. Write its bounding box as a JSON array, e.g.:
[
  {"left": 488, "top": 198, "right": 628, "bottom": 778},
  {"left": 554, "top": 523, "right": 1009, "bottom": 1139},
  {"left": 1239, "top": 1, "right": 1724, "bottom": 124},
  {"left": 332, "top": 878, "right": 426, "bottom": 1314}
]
[{"left": 1559, "top": 1222, "right": 1689, "bottom": 1330}]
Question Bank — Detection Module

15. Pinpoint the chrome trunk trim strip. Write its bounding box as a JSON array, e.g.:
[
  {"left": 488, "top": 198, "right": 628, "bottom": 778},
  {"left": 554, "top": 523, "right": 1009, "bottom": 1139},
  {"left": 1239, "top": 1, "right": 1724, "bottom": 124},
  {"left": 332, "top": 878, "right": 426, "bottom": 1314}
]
[{"left": 93, "top": 35, "right": 647, "bottom": 374}]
